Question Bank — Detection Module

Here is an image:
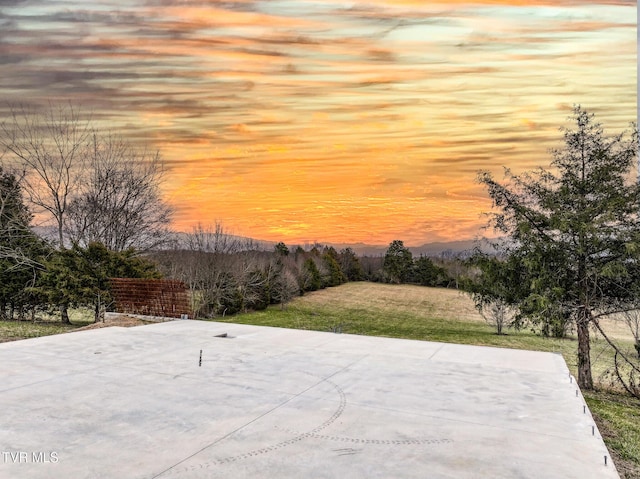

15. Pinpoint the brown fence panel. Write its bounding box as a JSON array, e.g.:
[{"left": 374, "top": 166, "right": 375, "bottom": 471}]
[{"left": 109, "top": 278, "right": 191, "bottom": 319}]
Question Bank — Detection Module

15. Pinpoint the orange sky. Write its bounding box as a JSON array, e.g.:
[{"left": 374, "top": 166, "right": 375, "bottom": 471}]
[{"left": 0, "top": 0, "right": 636, "bottom": 246}]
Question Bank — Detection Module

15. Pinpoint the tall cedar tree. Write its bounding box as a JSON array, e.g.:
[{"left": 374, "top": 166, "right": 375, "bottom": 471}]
[
  {"left": 0, "top": 167, "right": 47, "bottom": 317},
  {"left": 478, "top": 106, "right": 639, "bottom": 389}
]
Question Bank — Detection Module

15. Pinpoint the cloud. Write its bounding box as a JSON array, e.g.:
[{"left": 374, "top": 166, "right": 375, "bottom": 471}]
[
  {"left": 0, "top": 0, "right": 635, "bottom": 243},
  {"left": 344, "top": 0, "right": 634, "bottom": 6}
]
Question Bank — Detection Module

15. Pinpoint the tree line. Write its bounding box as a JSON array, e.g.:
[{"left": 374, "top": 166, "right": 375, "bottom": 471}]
[{"left": 151, "top": 225, "right": 466, "bottom": 318}]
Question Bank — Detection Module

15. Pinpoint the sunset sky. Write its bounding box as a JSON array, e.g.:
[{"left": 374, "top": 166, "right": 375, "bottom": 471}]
[{"left": 0, "top": 0, "right": 636, "bottom": 246}]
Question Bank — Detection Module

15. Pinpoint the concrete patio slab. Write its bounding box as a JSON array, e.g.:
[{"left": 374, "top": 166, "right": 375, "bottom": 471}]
[{"left": 0, "top": 320, "right": 618, "bottom": 478}]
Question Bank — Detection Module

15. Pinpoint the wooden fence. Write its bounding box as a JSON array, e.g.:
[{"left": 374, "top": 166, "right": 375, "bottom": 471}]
[{"left": 109, "top": 278, "right": 191, "bottom": 319}]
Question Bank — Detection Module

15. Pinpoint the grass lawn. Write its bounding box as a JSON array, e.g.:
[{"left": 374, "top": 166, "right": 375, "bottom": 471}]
[
  {"left": 220, "top": 281, "right": 640, "bottom": 478},
  {"left": 584, "top": 391, "right": 640, "bottom": 479},
  {"left": 0, "top": 320, "right": 80, "bottom": 342},
  {"left": 0, "top": 308, "right": 93, "bottom": 342}
]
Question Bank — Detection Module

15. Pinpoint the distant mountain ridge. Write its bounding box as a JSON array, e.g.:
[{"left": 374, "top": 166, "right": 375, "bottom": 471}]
[
  {"left": 325, "top": 239, "right": 485, "bottom": 257},
  {"left": 31, "top": 225, "right": 490, "bottom": 257}
]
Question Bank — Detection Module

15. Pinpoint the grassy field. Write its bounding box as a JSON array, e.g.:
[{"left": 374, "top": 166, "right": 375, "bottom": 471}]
[{"left": 221, "top": 281, "right": 640, "bottom": 478}]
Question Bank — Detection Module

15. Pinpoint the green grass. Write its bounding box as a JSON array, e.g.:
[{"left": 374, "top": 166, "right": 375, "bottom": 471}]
[
  {"left": 0, "top": 308, "right": 93, "bottom": 342},
  {"left": 584, "top": 391, "right": 640, "bottom": 478},
  {"left": 0, "top": 320, "right": 84, "bottom": 341},
  {"left": 218, "top": 282, "right": 640, "bottom": 477}
]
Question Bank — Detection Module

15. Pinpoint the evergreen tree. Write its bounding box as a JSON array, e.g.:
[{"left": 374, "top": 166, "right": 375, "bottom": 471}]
[
  {"left": 302, "top": 258, "right": 322, "bottom": 291},
  {"left": 0, "top": 167, "right": 47, "bottom": 319},
  {"left": 35, "top": 242, "right": 161, "bottom": 322},
  {"left": 274, "top": 242, "right": 289, "bottom": 257},
  {"left": 413, "top": 255, "right": 446, "bottom": 287},
  {"left": 383, "top": 240, "right": 413, "bottom": 283},
  {"left": 322, "top": 248, "right": 347, "bottom": 287},
  {"left": 339, "top": 247, "right": 365, "bottom": 281},
  {"left": 477, "top": 106, "right": 639, "bottom": 389}
]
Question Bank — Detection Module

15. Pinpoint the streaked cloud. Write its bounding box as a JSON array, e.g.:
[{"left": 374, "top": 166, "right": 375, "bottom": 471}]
[{"left": 0, "top": 0, "right": 635, "bottom": 245}]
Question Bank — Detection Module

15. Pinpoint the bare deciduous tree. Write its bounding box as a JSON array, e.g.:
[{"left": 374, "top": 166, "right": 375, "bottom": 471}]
[
  {"left": 234, "top": 252, "right": 269, "bottom": 313},
  {"left": 186, "top": 222, "right": 242, "bottom": 254},
  {"left": 65, "top": 133, "right": 173, "bottom": 252},
  {"left": 154, "top": 222, "right": 302, "bottom": 317},
  {"left": 477, "top": 298, "right": 515, "bottom": 335},
  {"left": 0, "top": 104, "right": 173, "bottom": 254},
  {"left": 593, "top": 319, "right": 640, "bottom": 400},
  {"left": 271, "top": 265, "right": 299, "bottom": 310},
  {"left": 620, "top": 306, "right": 640, "bottom": 359},
  {"left": 176, "top": 223, "right": 246, "bottom": 317},
  {"left": 0, "top": 103, "right": 91, "bottom": 248}
]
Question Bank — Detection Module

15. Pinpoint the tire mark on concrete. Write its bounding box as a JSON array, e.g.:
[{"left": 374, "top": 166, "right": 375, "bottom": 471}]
[
  {"left": 154, "top": 359, "right": 362, "bottom": 478},
  {"left": 163, "top": 378, "right": 346, "bottom": 475},
  {"left": 275, "top": 427, "right": 454, "bottom": 446}
]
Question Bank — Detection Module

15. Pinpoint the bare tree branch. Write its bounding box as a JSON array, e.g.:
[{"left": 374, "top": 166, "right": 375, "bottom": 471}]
[
  {"left": 65, "top": 132, "right": 173, "bottom": 252},
  {"left": 592, "top": 318, "right": 640, "bottom": 398},
  {"left": 0, "top": 102, "right": 91, "bottom": 249}
]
